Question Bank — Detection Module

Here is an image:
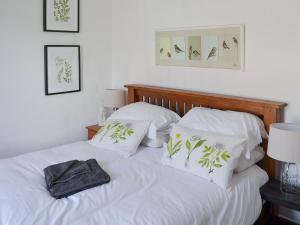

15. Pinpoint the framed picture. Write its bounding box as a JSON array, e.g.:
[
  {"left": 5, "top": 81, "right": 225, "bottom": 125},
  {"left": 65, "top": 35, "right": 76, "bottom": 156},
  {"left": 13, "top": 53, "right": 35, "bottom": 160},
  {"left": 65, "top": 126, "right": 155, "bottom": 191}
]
[
  {"left": 44, "top": 0, "right": 80, "bottom": 33},
  {"left": 156, "top": 25, "right": 245, "bottom": 71},
  {"left": 44, "top": 45, "right": 81, "bottom": 95}
]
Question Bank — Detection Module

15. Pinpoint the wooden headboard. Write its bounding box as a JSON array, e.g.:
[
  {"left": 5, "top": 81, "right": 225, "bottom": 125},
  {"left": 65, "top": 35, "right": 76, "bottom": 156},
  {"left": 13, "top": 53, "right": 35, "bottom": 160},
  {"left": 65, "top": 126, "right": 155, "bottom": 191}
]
[{"left": 125, "top": 84, "right": 287, "bottom": 179}]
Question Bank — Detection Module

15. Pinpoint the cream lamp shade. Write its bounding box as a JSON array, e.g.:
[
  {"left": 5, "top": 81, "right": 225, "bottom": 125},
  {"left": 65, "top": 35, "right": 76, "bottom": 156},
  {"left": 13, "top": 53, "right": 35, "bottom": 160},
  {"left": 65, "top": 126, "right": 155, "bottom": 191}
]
[
  {"left": 102, "top": 89, "right": 126, "bottom": 108},
  {"left": 267, "top": 123, "right": 300, "bottom": 163}
]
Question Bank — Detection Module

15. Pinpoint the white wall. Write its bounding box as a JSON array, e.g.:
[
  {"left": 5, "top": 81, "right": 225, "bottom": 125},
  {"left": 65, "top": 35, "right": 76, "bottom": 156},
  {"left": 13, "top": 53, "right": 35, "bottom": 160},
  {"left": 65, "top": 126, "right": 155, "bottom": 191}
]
[
  {"left": 112, "top": 0, "right": 300, "bottom": 123},
  {"left": 111, "top": 0, "right": 300, "bottom": 222},
  {"left": 0, "top": 0, "right": 112, "bottom": 158}
]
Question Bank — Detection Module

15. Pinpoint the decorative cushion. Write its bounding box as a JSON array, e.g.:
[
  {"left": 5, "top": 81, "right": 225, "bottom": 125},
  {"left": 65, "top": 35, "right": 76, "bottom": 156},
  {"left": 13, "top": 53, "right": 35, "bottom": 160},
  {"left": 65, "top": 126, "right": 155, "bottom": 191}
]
[
  {"left": 161, "top": 125, "right": 246, "bottom": 189},
  {"left": 90, "top": 119, "right": 150, "bottom": 157}
]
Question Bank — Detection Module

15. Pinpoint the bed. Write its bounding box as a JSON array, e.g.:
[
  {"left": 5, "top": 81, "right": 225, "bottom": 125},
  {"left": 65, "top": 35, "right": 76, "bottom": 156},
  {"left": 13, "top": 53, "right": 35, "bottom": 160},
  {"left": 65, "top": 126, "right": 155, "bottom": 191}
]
[{"left": 0, "top": 84, "right": 287, "bottom": 225}]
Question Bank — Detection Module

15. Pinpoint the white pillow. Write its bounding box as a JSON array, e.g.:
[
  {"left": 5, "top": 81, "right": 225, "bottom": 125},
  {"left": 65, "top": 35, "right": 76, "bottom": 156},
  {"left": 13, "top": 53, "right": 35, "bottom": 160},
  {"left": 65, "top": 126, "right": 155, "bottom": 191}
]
[
  {"left": 178, "top": 107, "right": 267, "bottom": 159},
  {"left": 161, "top": 125, "right": 246, "bottom": 189},
  {"left": 235, "top": 146, "right": 265, "bottom": 173},
  {"left": 90, "top": 119, "right": 150, "bottom": 157},
  {"left": 142, "top": 133, "right": 170, "bottom": 148},
  {"left": 108, "top": 102, "right": 180, "bottom": 139},
  {"left": 141, "top": 125, "right": 172, "bottom": 148}
]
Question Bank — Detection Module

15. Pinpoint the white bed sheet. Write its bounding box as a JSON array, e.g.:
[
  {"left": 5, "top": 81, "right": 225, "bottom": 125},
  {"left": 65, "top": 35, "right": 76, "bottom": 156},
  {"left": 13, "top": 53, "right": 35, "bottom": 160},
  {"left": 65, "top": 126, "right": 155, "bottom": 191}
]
[{"left": 0, "top": 141, "right": 268, "bottom": 225}]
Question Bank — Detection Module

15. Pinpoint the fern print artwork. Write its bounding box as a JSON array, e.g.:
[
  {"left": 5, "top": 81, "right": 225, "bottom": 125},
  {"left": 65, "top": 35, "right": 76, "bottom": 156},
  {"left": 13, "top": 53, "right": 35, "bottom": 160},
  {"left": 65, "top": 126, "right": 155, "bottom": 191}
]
[
  {"left": 97, "top": 121, "right": 134, "bottom": 143},
  {"left": 64, "top": 61, "right": 72, "bottom": 83},
  {"left": 55, "top": 57, "right": 72, "bottom": 84},
  {"left": 54, "top": 0, "right": 71, "bottom": 22},
  {"left": 45, "top": 46, "right": 80, "bottom": 95},
  {"left": 198, "top": 142, "right": 230, "bottom": 174},
  {"left": 167, "top": 133, "right": 182, "bottom": 159}
]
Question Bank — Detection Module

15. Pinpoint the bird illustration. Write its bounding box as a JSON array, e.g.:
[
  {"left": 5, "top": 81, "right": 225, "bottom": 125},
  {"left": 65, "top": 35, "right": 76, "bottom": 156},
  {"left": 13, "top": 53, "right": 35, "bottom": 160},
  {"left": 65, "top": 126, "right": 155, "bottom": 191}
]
[
  {"left": 222, "top": 41, "right": 230, "bottom": 49},
  {"left": 233, "top": 37, "right": 238, "bottom": 45},
  {"left": 207, "top": 47, "right": 217, "bottom": 60},
  {"left": 160, "top": 48, "right": 164, "bottom": 54},
  {"left": 193, "top": 50, "right": 200, "bottom": 57},
  {"left": 189, "top": 46, "right": 193, "bottom": 59},
  {"left": 167, "top": 52, "right": 172, "bottom": 58},
  {"left": 174, "top": 44, "right": 184, "bottom": 54}
]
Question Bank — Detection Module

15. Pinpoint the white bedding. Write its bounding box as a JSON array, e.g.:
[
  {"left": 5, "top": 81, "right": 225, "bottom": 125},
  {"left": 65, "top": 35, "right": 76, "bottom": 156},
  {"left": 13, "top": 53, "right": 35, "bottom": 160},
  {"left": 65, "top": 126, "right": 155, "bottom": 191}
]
[{"left": 0, "top": 141, "right": 268, "bottom": 225}]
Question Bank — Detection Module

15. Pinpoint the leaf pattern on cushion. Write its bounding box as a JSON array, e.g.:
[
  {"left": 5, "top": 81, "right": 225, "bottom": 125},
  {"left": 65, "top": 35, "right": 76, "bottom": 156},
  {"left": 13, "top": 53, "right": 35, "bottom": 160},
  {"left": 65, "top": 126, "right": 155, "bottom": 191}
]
[
  {"left": 97, "top": 121, "right": 134, "bottom": 143},
  {"left": 110, "top": 123, "right": 134, "bottom": 143},
  {"left": 198, "top": 142, "right": 230, "bottom": 174},
  {"left": 185, "top": 136, "right": 206, "bottom": 167},
  {"left": 167, "top": 133, "right": 182, "bottom": 159}
]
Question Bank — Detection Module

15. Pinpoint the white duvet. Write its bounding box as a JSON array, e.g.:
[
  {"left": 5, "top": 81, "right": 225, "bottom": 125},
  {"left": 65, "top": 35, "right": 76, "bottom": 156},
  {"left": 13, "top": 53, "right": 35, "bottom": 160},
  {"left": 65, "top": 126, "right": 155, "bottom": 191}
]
[{"left": 0, "top": 141, "right": 268, "bottom": 225}]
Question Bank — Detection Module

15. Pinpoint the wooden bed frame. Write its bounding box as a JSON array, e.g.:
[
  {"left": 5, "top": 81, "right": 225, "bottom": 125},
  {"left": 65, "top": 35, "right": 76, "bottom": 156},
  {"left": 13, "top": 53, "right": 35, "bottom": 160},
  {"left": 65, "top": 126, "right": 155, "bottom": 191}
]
[{"left": 125, "top": 84, "right": 287, "bottom": 180}]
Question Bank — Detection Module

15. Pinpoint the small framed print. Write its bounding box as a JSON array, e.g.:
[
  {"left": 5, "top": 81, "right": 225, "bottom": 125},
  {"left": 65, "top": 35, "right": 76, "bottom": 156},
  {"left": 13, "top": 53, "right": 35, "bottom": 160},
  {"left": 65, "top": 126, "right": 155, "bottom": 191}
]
[
  {"left": 44, "top": 0, "right": 80, "bottom": 33},
  {"left": 44, "top": 45, "right": 81, "bottom": 95}
]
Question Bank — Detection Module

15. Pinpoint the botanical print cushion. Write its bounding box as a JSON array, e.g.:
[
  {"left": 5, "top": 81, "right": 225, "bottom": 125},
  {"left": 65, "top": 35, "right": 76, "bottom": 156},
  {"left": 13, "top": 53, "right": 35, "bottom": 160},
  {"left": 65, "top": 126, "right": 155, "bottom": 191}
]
[
  {"left": 90, "top": 120, "right": 150, "bottom": 157},
  {"left": 161, "top": 125, "right": 246, "bottom": 189}
]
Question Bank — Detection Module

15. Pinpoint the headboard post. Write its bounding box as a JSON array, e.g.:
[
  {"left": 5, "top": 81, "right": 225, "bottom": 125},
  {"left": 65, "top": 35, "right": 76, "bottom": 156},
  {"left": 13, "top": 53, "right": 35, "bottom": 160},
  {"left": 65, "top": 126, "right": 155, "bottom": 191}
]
[
  {"left": 127, "top": 87, "right": 136, "bottom": 104},
  {"left": 124, "top": 84, "right": 287, "bottom": 179}
]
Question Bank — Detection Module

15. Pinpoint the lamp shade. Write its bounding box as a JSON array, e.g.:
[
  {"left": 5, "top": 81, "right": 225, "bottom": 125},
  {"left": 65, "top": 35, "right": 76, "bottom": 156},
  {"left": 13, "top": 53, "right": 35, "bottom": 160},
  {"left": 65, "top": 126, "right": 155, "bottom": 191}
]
[
  {"left": 102, "top": 89, "right": 126, "bottom": 108},
  {"left": 267, "top": 123, "right": 300, "bottom": 163}
]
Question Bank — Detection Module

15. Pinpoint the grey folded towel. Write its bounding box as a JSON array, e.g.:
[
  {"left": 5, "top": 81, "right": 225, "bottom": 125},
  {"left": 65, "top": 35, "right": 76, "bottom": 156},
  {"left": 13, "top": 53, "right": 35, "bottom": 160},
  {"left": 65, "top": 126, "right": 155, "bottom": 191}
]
[{"left": 44, "top": 159, "right": 110, "bottom": 199}]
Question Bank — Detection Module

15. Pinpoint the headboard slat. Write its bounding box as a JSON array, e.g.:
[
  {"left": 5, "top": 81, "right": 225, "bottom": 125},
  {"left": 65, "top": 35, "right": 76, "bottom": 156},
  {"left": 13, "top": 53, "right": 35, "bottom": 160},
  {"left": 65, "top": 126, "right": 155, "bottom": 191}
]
[
  {"left": 169, "top": 99, "right": 176, "bottom": 112},
  {"left": 178, "top": 101, "right": 185, "bottom": 117},
  {"left": 125, "top": 84, "right": 287, "bottom": 179},
  {"left": 185, "top": 101, "right": 192, "bottom": 113},
  {"left": 161, "top": 97, "right": 167, "bottom": 108}
]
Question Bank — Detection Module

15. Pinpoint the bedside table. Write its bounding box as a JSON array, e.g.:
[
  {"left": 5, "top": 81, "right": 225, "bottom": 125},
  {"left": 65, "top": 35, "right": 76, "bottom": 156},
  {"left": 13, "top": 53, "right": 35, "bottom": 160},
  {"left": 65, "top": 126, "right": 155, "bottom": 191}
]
[
  {"left": 86, "top": 125, "right": 101, "bottom": 140},
  {"left": 260, "top": 179, "right": 300, "bottom": 225}
]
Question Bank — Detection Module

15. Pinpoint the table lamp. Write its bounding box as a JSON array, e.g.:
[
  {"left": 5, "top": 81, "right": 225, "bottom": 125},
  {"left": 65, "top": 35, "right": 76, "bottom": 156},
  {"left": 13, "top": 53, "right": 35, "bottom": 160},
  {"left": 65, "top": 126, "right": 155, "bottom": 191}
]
[
  {"left": 267, "top": 123, "right": 300, "bottom": 194},
  {"left": 98, "top": 89, "right": 126, "bottom": 126}
]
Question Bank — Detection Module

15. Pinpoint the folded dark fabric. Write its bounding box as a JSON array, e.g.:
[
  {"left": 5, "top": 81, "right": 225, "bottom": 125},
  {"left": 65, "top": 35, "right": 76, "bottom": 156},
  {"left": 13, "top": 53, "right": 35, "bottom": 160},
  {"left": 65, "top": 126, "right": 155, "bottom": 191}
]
[{"left": 44, "top": 159, "right": 110, "bottom": 199}]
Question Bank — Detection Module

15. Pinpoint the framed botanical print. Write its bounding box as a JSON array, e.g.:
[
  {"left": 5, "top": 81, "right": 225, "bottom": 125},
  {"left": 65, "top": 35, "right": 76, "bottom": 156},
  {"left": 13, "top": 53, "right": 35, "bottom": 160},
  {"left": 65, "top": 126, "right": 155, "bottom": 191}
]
[
  {"left": 44, "top": 0, "right": 80, "bottom": 33},
  {"left": 44, "top": 45, "right": 81, "bottom": 95}
]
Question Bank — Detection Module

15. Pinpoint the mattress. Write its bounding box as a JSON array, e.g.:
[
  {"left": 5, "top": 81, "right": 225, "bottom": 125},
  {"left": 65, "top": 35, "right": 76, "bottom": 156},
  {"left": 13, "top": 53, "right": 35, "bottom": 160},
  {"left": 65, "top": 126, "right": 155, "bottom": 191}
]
[{"left": 0, "top": 141, "right": 268, "bottom": 225}]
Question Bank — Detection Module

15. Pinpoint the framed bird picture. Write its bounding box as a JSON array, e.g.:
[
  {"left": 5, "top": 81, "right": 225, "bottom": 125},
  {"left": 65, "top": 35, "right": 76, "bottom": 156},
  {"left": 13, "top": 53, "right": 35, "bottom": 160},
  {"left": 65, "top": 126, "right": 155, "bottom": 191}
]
[
  {"left": 44, "top": 0, "right": 80, "bottom": 33},
  {"left": 44, "top": 45, "right": 81, "bottom": 95},
  {"left": 155, "top": 25, "right": 245, "bottom": 70}
]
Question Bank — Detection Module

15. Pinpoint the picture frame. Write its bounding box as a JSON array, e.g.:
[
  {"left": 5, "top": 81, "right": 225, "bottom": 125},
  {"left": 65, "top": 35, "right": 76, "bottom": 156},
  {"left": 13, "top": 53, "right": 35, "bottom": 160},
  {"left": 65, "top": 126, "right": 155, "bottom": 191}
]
[
  {"left": 44, "top": 45, "right": 81, "bottom": 95},
  {"left": 43, "top": 0, "right": 80, "bottom": 33},
  {"left": 156, "top": 25, "right": 245, "bottom": 71}
]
